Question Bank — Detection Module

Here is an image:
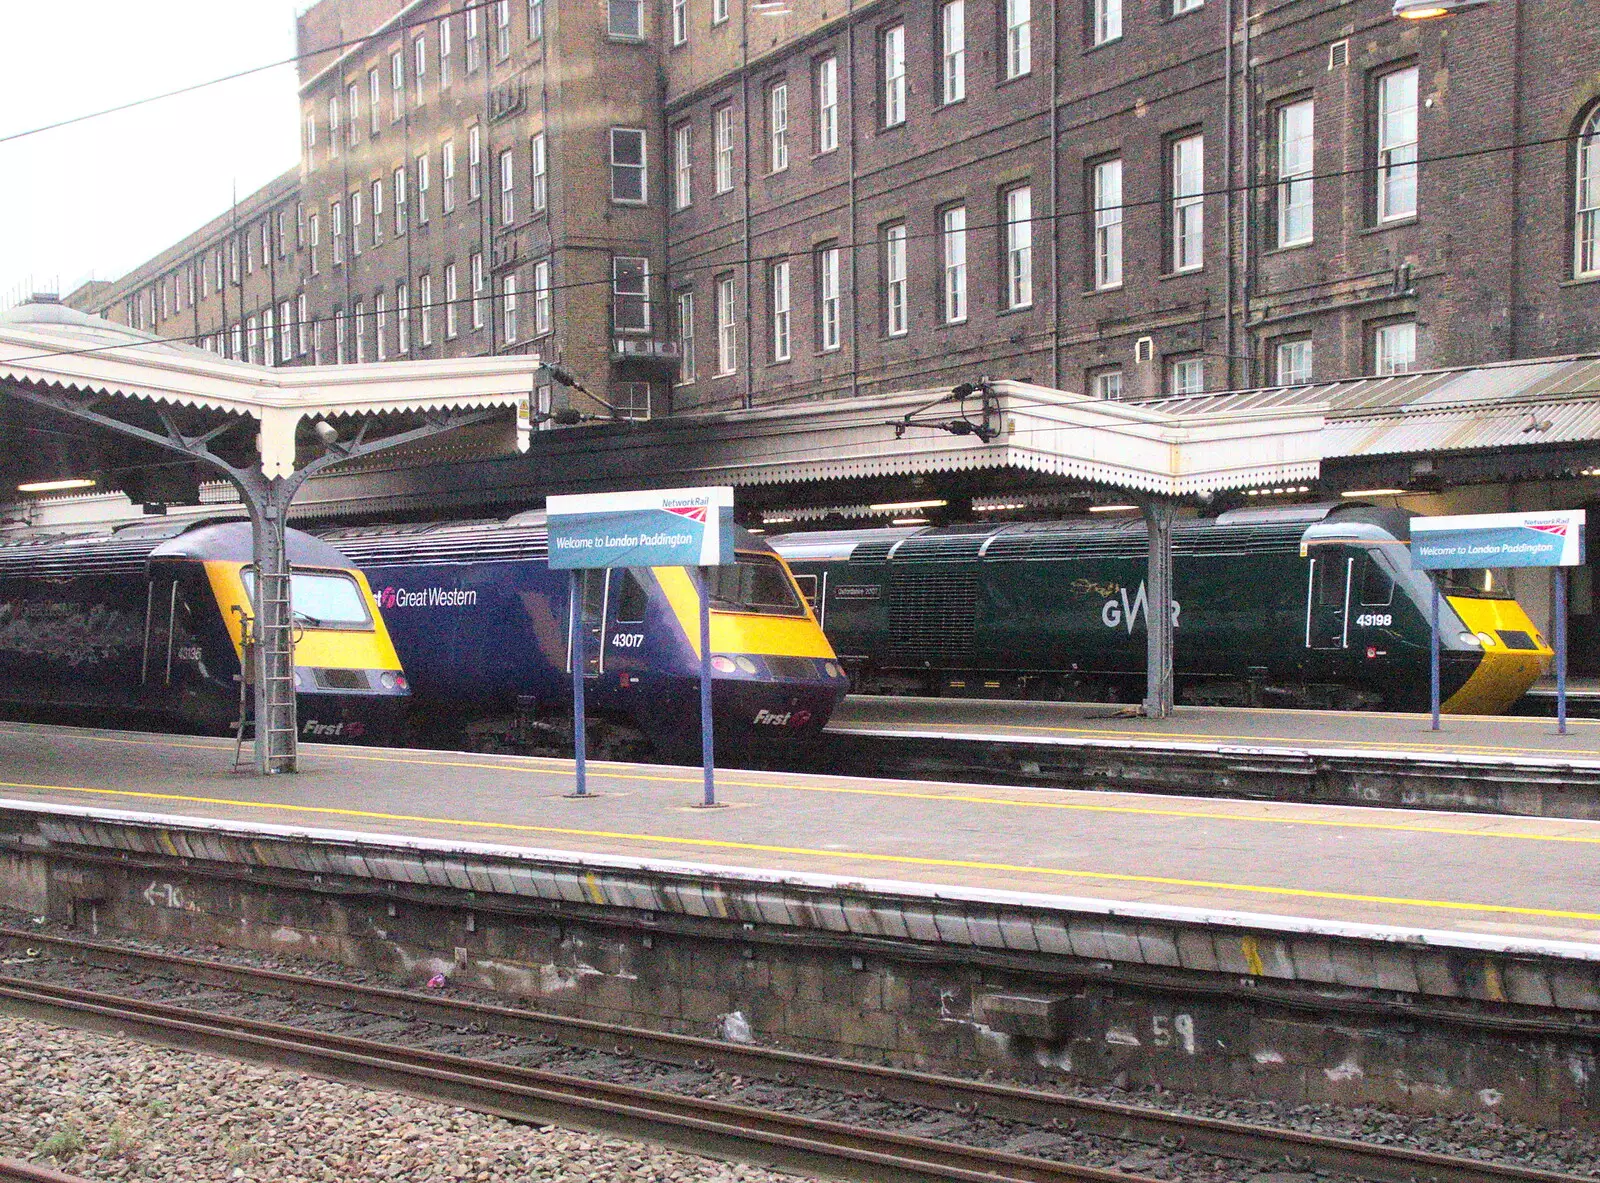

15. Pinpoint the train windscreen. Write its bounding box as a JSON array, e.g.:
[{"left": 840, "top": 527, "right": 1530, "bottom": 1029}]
[
  {"left": 1437, "top": 569, "right": 1515, "bottom": 600},
  {"left": 243, "top": 568, "right": 374, "bottom": 629},
  {"left": 704, "top": 555, "right": 808, "bottom": 617}
]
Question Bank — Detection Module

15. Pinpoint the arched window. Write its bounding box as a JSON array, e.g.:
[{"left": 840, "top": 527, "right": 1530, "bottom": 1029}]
[{"left": 1578, "top": 106, "right": 1600, "bottom": 278}]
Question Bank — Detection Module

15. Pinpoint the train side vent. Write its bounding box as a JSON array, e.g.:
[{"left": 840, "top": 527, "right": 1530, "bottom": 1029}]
[
  {"left": 890, "top": 534, "right": 990, "bottom": 562},
  {"left": 887, "top": 569, "right": 979, "bottom": 664},
  {"left": 847, "top": 539, "right": 898, "bottom": 564}
]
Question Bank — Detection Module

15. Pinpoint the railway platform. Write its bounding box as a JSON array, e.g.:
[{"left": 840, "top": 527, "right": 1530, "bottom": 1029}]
[
  {"left": 3, "top": 720, "right": 1600, "bottom": 1125},
  {"left": 800, "top": 695, "right": 1600, "bottom": 819}
]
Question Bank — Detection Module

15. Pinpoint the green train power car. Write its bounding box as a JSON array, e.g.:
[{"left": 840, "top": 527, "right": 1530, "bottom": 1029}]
[{"left": 771, "top": 503, "right": 1551, "bottom": 715}]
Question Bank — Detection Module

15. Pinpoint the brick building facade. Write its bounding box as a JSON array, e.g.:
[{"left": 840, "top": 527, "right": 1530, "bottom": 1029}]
[{"left": 68, "top": 0, "right": 1600, "bottom": 418}]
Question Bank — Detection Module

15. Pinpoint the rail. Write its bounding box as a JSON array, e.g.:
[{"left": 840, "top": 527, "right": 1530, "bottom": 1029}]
[{"left": 0, "top": 1159, "right": 94, "bottom": 1183}]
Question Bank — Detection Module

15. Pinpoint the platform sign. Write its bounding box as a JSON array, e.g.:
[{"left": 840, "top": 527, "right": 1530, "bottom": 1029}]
[
  {"left": 1410, "top": 510, "right": 1585, "bottom": 736},
  {"left": 546, "top": 486, "right": 735, "bottom": 806},
  {"left": 1410, "top": 510, "right": 1586, "bottom": 570},
  {"left": 547, "top": 487, "right": 735, "bottom": 570}
]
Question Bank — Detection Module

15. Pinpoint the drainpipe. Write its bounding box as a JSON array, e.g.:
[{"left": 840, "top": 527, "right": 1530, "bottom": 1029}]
[{"left": 1222, "top": 0, "right": 1235, "bottom": 390}]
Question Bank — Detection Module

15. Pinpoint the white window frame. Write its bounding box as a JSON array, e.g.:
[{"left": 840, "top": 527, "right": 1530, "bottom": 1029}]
[
  {"left": 394, "top": 166, "right": 408, "bottom": 235},
  {"left": 445, "top": 264, "right": 459, "bottom": 339},
  {"left": 1168, "top": 356, "right": 1205, "bottom": 395},
  {"left": 468, "top": 125, "right": 482, "bottom": 200},
  {"left": 677, "top": 290, "right": 696, "bottom": 383},
  {"left": 499, "top": 147, "right": 516, "bottom": 225},
  {"left": 347, "top": 82, "right": 360, "bottom": 145},
  {"left": 419, "top": 273, "right": 433, "bottom": 346},
  {"left": 331, "top": 200, "right": 344, "bottom": 264},
  {"left": 353, "top": 301, "right": 365, "bottom": 363},
  {"left": 942, "top": 206, "right": 968, "bottom": 324},
  {"left": 771, "top": 260, "right": 792, "bottom": 361},
  {"left": 673, "top": 123, "right": 693, "bottom": 209},
  {"left": 350, "top": 190, "right": 363, "bottom": 255},
  {"left": 883, "top": 26, "right": 905, "bottom": 127},
  {"left": 610, "top": 128, "right": 648, "bottom": 204},
  {"left": 529, "top": 0, "right": 545, "bottom": 41},
  {"left": 817, "top": 57, "right": 839, "bottom": 153},
  {"left": 1093, "top": 158, "right": 1123, "bottom": 290},
  {"left": 941, "top": 2, "right": 965, "bottom": 105},
  {"left": 1275, "top": 337, "right": 1313, "bottom": 386},
  {"left": 672, "top": 0, "right": 687, "bottom": 45},
  {"left": 375, "top": 291, "right": 388, "bottom": 361},
  {"left": 277, "top": 303, "right": 292, "bottom": 363},
  {"left": 1376, "top": 66, "right": 1419, "bottom": 223},
  {"left": 608, "top": 0, "right": 644, "bottom": 39},
  {"left": 471, "top": 252, "right": 485, "bottom": 329},
  {"left": 1006, "top": 185, "right": 1033, "bottom": 309},
  {"left": 819, "top": 246, "right": 842, "bottom": 352},
  {"left": 368, "top": 69, "right": 381, "bottom": 134},
  {"left": 439, "top": 17, "right": 452, "bottom": 89},
  {"left": 1173, "top": 0, "right": 1203, "bottom": 12},
  {"left": 612, "top": 255, "right": 651, "bottom": 333},
  {"left": 442, "top": 140, "right": 457, "bottom": 212},
  {"left": 397, "top": 282, "right": 411, "bottom": 353},
  {"left": 1277, "top": 99, "right": 1314, "bottom": 247},
  {"left": 413, "top": 35, "right": 427, "bottom": 96},
  {"left": 716, "top": 275, "right": 737, "bottom": 375},
  {"left": 334, "top": 311, "right": 346, "bottom": 365},
  {"left": 247, "top": 315, "right": 260, "bottom": 365},
  {"left": 297, "top": 293, "right": 310, "bottom": 357},
  {"left": 466, "top": 6, "right": 483, "bottom": 71},
  {"left": 531, "top": 132, "right": 548, "bottom": 212},
  {"left": 495, "top": 0, "right": 511, "bottom": 60},
  {"left": 713, "top": 0, "right": 729, "bottom": 24},
  {"left": 328, "top": 96, "right": 341, "bottom": 157},
  {"left": 534, "top": 259, "right": 552, "bottom": 335},
  {"left": 1579, "top": 108, "right": 1600, "bottom": 278},
  {"left": 1005, "top": 0, "right": 1030, "bottom": 79},
  {"left": 884, "top": 224, "right": 908, "bottom": 337},
  {"left": 503, "top": 275, "right": 518, "bottom": 344},
  {"left": 308, "top": 212, "right": 320, "bottom": 275},
  {"left": 416, "top": 152, "right": 431, "bottom": 223},
  {"left": 1094, "top": 0, "right": 1121, "bottom": 46},
  {"left": 390, "top": 50, "right": 404, "bottom": 122},
  {"left": 1093, "top": 370, "right": 1123, "bottom": 400},
  {"left": 1373, "top": 321, "right": 1417, "bottom": 375},
  {"left": 370, "top": 178, "right": 384, "bottom": 245},
  {"left": 1171, "top": 133, "right": 1204, "bottom": 273},
  {"left": 714, "top": 106, "right": 735, "bottom": 193},
  {"left": 768, "top": 82, "right": 789, "bottom": 173}
]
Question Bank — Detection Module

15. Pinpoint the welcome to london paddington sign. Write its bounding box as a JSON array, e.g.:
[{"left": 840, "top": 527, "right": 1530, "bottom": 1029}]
[
  {"left": 546, "top": 486, "right": 736, "bottom": 569},
  {"left": 1410, "top": 510, "right": 1587, "bottom": 570}
]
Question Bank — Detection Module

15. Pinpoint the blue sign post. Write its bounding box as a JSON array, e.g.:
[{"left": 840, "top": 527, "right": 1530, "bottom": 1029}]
[
  {"left": 547, "top": 487, "right": 736, "bottom": 800},
  {"left": 1411, "top": 510, "right": 1586, "bottom": 732}
]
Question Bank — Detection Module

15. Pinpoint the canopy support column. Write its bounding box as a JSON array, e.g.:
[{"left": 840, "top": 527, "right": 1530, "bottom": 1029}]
[{"left": 1139, "top": 495, "right": 1178, "bottom": 720}]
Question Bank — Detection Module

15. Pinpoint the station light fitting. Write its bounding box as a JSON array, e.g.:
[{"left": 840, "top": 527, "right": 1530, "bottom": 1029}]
[
  {"left": 1340, "top": 488, "right": 1408, "bottom": 498},
  {"left": 17, "top": 477, "right": 96, "bottom": 493},
  {"left": 1088, "top": 504, "right": 1139, "bottom": 513},
  {"left": 869, "top": 498, "right": 948, "bottom": 512},
  {"left": 1393, "top": 0, "right": 1492, "bottom": 16},
  {"left": 892, "top": 516, "right": 929, "bottom": 525}
]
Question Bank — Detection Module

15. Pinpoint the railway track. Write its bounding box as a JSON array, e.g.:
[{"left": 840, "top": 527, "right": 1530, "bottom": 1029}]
[
  {"left": 0, "top": 1161, "right": 93, "bottom": 1183},
  {"left": 0, "top": 927, "right": 1590, "bottom": 1183}
]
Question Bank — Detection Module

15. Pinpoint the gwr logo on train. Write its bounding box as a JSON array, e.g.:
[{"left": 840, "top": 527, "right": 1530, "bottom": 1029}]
[
  {"left": 1099, "top": 582, "right": 1182, "bottom": 633},
  {"left": 378, "top": 586, "right": 480, "bottom": 609}
]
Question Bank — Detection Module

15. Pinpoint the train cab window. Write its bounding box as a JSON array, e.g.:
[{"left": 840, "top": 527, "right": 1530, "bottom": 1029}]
[
  {"left": 791, "top": 573, "right": 819, "bottom": 612},
  {"left": 705, "top": 554, "right": 808, "bottom": 617},
  {"left": 242, "top": 568, "right": 373, "bottom": 629},
  {"left": 614, "top": 569, "right": 648, "bottom": 624},
  {"left": 1359, "top": 557, "right": 1394, "bottom": 607}
]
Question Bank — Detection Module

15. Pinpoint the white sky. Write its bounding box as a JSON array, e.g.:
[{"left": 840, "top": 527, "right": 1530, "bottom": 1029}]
[{"left": 0, "top": 2, "right": 307, "bottom": 307}]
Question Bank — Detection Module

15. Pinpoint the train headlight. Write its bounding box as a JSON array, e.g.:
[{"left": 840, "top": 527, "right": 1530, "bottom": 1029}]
[
  {"left": 1458, "top": 631, "right": 1481, "bottom": 647},
  {"left": 711, "top": 655, "right": 738, "bottom": 674},
  {"left": 1476, "top": 632, "right": 1497, "bottom": 649},
  {"left": 379, "top": 671, "right": 397, "bottom": 690},
  {"left": 293, "top": 669, "right": 305, "bottom": 689},
  {"left": 823, "top": 661, "right": 843, "bottom": 678},
  {"left": 734, "top": 656, "right": 759, "bottom": 675}
]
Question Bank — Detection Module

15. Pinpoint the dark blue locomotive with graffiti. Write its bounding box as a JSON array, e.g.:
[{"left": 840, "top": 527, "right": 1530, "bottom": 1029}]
[{"left": 321, "top": 511, "right": 849, "bottom": 758}]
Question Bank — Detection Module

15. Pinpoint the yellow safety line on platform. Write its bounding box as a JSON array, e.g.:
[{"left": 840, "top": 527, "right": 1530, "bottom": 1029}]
[{"left": 4, "top": 779, "right": 1600, "bottom": 925}]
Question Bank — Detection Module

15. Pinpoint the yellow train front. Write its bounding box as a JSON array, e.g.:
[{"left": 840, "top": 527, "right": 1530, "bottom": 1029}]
[{"left": 0, "top": 519, "right": 408, "bottom": 743}]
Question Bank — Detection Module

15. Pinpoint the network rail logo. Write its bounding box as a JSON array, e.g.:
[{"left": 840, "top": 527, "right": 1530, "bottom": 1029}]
[{"left": 378, "top": 585, "right": 479, "bottom": 609}]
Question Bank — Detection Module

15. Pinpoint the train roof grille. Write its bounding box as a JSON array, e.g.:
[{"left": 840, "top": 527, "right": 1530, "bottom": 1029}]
[
  {"left": 886, "top": 532, "right": 993, "bottom": 562},
  {"left": 326, "top": 525, "right": 551, "bottom": 567}
]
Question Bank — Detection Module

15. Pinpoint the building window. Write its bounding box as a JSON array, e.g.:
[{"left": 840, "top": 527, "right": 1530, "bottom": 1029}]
[
  {"left": 1173, "top": 0, "right": 1202, "bottom": 12},
  {"left": 375, "top": 292, "right": 388, "bottom": 361},
  {"left": 445, "top": 263, "right": 459, "bottom": 339},
  {"left": 500, "top": 276, "right": 517, "bottom": 344},
  {"left": 1006, "top": 0, "right": 1030, "bottom": 79},
  {"left": 246, "top": 316, "right": 259, "bottom": 364},
  {"left": 677, "top": 290, "right": 696, "bottom": 382},
  {"left": 397, "top": 283, "right": 411, "bottom": 353},
  {"left": 246, "top": 229, "right": 255, "bottom": 275},
  {"left": 613, "top": 256, "right": 651, "bottom": 332},
  {"left": 671, "top": 0, "right": 686, "bottom": 45},
  {"left": 391, "top": 51, "right": 404, "bottom": 121},
  {"left": 1275, "top": 337, "right": 1313, "bottom": 385},
  {"left": 942, "top": 205, "right": 968, "bottom": 324},
  {"left": 368, "top": 69, "right": 381, "bottom": 134},
  {"left": 1092, "top": 369, "right": 1123, "bottom": 400},
  {"left": 1575, "top": 106, "right": 1600, "bottom": 278},
  {"left": 348, "top": 82, "right": 361, "bottom": 144},
  {"left": 416, "top": 152, "right": 430, "bottom": 223},
  {"left": 1092, "top": 158, "right": 1123, "bottom": 289},
  {"left": 818, "top": 246, "right": 842, "bottom": 351},
  {"left": 770, "top": 260, "right": 792, "bottom": 361},
  {"left": 471, "top": 253, "right": 485, "bottom": 329},
  {"left": 274, "top": 306, "right": 290, "bottom": 363},
  {"left": 439, "top": 16, "right": 452, "bottom": 89},
  {"left": 817, "top": 57, "right": 839, "bottom": 153},
  {"left": 529, "top": 0, "right": 545, "bottom": 41},
  {"left": 466, "top": 6, "right": 483, "bottom": 71},
  {"left": 884, "top": 223, "right": 908, "bottom": 336},
  {"left": 615, "top": 382, "right": 651, "bottom": 420},
  {"left": 716, "top": 275, "right": 737, "bottom": 375},
  {"left": 1277, "top": 99, "right": 1314, "bottom": 247},
  {"left": 531, "top": 132, "right": 547, "bottom": 211},
  {"left": 295, "top": 201, "right": 306, "bottom": 249},
  {"left": 883, "top": 26, "right": 905, "bottom": 127},
  {"left": 351, "top": 191, "right": 363, "bottom": 255},
  {"left": 495, "top": 0, "right": 511, "bottom": 59},
  {"left": 499, "top": 148, "right": 516, "bottom": 225},
  {"left": 334, "top": 309, "right": 346, "bottom": 364},
  {"left": 297, "top": 293, "right": 309, "bottom": 357},
  {"left": 353, "top": 301, "right": 366, "bottom": 363},
  {"left": 304, "top": 112, "right": 317, "bottom": 166},
  {"left": 1167, "top": 355, "right": 1204, "bottom": 395},
  {"left": 442, "top": 140, "right": 457, "bottom": 212},
  {"left": 1170, "top": 133, "right": 1204, "bottom": 272},
  {"left": 768, "top": 82, "right": 789, "bottom": 173},
  {"left": 1376, "top": 65, "right": 1419, "bottom": 223},
  {"left": 1093, "top": 0, "right": 1121, "bottom": 45},
  {"left": 609, "top": 0, "right": 643, "bottom": 39},
  {"left": 468, "top": 126, "right": 482, "bottom": 199},
  {"left": 370, "top": 179, "right": 383, "bottom": 245},
  {"left": 610, "top": 128, "right": 647, "bottom": 203},
  {"left": 713, "top": 0, "right": 729, "bottom": 24},
  {"left": 1005, "top": 185, "right": 1033, "bottom": 309},
  {"left": 308, "top": 212, "right": 320, "bottom": 275},
  {"left": 673, "top": 123, "right": 693, "bottom": 209},
  {"left": 328, "top": 96, "right": 340, "bottom": 157},
  {"left": 413, "top": 35, "right": 427, "bottom": 96},
  {"left": 331, "top": 200, "right": 344, "bottom": 264},
  {"left": 941, "top": 2, "right": 965, "bottom": 105},
  {"left": 1373, "top": 321, "right": 1416, "bottom": 375},
  {"left": 714, "top": 106, "right": 735, "bottom": 193},
  {"left": 394, "top": 166, "right": 408, "bottom": 235},
  {"left": 419, "top": 273, "right": 433, "bottom": 346},
  {"left": 534, "top": 259, "right": 552, "bottom": 335}
]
